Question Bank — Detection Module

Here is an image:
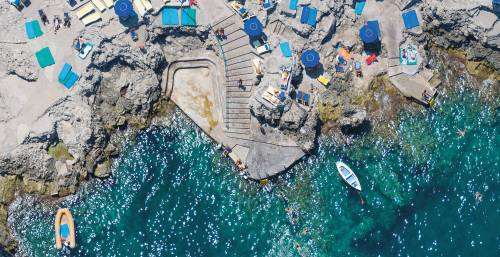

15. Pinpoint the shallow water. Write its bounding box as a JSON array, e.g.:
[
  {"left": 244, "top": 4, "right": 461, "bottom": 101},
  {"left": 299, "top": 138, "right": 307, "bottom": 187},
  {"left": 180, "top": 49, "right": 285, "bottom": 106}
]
[{"left": 9, "top": 73, "right": 499, "bottom": 256}]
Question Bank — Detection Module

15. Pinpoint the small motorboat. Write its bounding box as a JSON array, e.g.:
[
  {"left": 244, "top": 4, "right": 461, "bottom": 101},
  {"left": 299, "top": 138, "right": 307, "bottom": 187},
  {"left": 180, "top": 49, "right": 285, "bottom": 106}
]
[
  {"left": 336, "top": 161, "right": 362, "bottom": 191},
  {"left": 55, "top": 208, "right": 76, "bottom": 249}
]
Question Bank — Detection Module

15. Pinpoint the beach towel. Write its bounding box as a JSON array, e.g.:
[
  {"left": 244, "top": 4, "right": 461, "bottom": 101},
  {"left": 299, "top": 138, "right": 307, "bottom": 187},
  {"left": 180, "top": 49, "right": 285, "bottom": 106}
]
[
  {"left": 280, "top": 42, "right": 292, "bottom": 58},
  {"left": 355, "top": 1, "right": 366, "bottom": 15},
  {"left": 402, "top": 10, "right": 420, "bottom": 29},
  {"left": 300, "top": 6, "right": 309, "bottom": 24},
  {"left": 289, "top": 0, "right": 298, "bottom": 11},
  {"left": 25, "top": 20, "right": 43, "bottom": 39},
  {"left": 64, "top": 72, "right": 79, "bottom": 89},
  {"left": 58, "top": 63, "right": 72, "bottom": 84},
  {"left": 162, "top": 7, "right": 179, "bottom": 25},
  {"left": 181, "top": 8, "right": 196, "bottom": 26},
  {"left": 25, "top": 21, "right": 35, "bottom": 39},
  {"left": 35, "top": 47, "right": 55, "bottom": 68}
]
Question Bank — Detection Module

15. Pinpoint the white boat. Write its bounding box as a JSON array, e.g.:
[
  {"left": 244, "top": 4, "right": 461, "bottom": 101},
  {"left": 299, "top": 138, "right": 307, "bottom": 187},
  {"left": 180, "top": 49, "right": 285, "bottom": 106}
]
[{"left": 336, "top": 161, "right": 362, "bottom": 191}]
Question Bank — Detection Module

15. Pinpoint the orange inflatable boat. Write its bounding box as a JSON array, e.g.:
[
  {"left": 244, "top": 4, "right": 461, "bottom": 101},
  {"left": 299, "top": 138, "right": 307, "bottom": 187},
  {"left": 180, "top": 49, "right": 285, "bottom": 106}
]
[{"left": 55, "top": 208, "right": 76, "bottom": 249}]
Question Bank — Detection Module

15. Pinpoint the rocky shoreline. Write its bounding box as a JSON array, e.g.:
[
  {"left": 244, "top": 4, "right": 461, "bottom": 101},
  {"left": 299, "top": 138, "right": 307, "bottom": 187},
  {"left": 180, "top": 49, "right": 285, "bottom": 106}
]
[{"left": 0, "top": 0, "right": 498, "bottom": 254}]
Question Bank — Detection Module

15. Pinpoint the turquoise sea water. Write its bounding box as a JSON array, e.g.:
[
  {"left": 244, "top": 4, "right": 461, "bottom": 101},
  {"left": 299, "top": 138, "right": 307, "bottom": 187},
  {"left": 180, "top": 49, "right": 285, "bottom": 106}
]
[{"left": 10, "top": 71, "right": 499, "bottom": 256}]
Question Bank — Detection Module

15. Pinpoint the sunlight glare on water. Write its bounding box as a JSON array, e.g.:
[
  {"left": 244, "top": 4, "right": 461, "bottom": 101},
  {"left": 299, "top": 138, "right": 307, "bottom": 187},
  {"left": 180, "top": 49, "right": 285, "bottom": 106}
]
[{"left": 9, "top": 70, "right": 499, "bottom": 257}]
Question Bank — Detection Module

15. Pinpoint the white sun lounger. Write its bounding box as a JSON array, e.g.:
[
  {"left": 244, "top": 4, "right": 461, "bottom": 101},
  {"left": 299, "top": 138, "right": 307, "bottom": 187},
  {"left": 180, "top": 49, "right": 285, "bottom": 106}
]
[
  {"left": 133, "top": 0, "right": 147, "bottom": 16},
  {"left": 140, "top": 0, "right": 153, "bottom": 12},
  {"left": 81, "top": 12, "right": 102, "bottom": 26},
  {"left": 102, "top": 0, "right": 114, "bottom": 8},
  {"left": 91, "top": 0, "right": 107, "bottom": 12},
  {"left": 75, "top": 3, "right": 95, "bottom": 19}
]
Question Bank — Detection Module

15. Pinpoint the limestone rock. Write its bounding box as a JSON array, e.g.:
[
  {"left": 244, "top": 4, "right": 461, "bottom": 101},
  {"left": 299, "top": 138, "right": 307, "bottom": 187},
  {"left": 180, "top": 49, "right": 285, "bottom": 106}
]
[
  {"left": 94, "top": 161, "right": 111, "bottom": 178},
  {"left": 0, "top": 48, "right": 39, "bottom": 82},
  {"left": 279, "top": 102, "right": 308, "bottom": 131},
  {"left": 339, "top": 107, "right": 370, "bottom": 134}
]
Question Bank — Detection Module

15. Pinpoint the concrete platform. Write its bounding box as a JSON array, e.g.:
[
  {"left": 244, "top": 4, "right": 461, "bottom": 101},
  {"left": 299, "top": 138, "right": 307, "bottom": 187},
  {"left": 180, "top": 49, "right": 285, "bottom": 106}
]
[{"left": 163, "top": 56, "right": 305, "bottom": 180}]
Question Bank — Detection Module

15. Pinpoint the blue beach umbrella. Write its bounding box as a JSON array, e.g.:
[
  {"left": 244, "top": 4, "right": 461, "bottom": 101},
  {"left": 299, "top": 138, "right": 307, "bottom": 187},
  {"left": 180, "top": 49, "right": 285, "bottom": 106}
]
[
  {"left": 359, "top": 21, "right": 380, "bottom": 44},
  {"left": 114, "top": 0, "right": 134, "bottom": 17},
  {"left": 301, "top": 49, "right": 320, "bottom": 68},
  {"left": 244, "top": 17, "right": 263, "bottom": 37}
]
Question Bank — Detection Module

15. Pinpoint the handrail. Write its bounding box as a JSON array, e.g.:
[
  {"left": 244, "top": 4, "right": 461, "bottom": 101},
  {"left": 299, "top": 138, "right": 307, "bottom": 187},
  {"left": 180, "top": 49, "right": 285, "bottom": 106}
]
[{"left": 207, "top": 23, "right": 231, "bottom": 128}]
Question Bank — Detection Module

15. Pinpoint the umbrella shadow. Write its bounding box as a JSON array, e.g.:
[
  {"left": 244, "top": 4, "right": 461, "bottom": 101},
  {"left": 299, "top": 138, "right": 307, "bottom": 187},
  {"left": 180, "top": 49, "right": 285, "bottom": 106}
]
[
  {"left": 118, "top": 13, "right": 140, "bottom": 28},
  {"left": 304, "top": 64, "right": 325, "bottom": 79}
]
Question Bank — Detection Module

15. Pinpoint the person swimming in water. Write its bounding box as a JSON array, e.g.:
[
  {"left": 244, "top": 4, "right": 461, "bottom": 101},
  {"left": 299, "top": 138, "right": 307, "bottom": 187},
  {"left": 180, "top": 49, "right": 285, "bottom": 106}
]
[
  {"left": 456, "top": 127, "right": 466, "bottom": 138},
  {"left": 475, "top": 191, "right": 482, "bottom": 203}
]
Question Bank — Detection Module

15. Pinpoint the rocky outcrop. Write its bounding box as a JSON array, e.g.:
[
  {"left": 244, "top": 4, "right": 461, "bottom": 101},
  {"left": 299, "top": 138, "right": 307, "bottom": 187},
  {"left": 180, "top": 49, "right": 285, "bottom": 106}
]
[
  {"left": 0, "top": 48, "right": 38, "bottom": 82},
  {"left": 420, "top": 0, "right": 500, "bottom": 70}
]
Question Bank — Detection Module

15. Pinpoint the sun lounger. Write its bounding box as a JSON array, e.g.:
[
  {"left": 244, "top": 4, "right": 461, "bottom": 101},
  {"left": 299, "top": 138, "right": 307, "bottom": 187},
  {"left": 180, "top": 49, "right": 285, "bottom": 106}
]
[
  {"left": 91, "top": 0, "right": 107, "bottom": 12},
  {"left": 263, "top": 0, "right": 273, "bottom": 10},
  {"left": 64, "top": 72, "right": 79, "bottom": 89},
  {"left": 58, "top": 63, "right": 72, "bottom": 84},
  {"left": 355, "top": 1, "right": 366, "bottom": 16},
  {"left": 307, "top": 7, "right": 317, "bottom": 27},
  {"left": 280, "top": 42, "right": 292, "bottom": 58},
  {"left": 289, "top": 0, "right": 298, "bottom": 11},
  {"left": 402, "top": 10, "right": 420, "bottom": 30},
  {"left": 266, "top": 87, "right": 279, "bottom": 96},
  {"left": 57, "top": 63, "right": 79, "bottom": 89},
  {"left": 25, "top": 21, "right": 35, "bottom": 39},
  {"left": 300, "top": 6, "right": 309, "bottom": 24},
  {"left": 257, "top": 43, "right": 271, "bottom": 55},
  {"left": 133, "top": 0, "right": 147, "bottom": 16},
  {"left": 318, "top": 75, "right": 330, "bottom": 86},
  {"left": 140, "top": 0, "right": 154, "bottom": 12},
  {"left": 102, "top": 0, "right": 114, "bottom": 8},
  {"left": 162, "top": 7, "right": 179, "bottom": 25},
  {"left": 303, "top": 93, "right": 311, "bottom": 106},
  {"left": 79, "top": 43, "right": 93, "bottom": 59},
  {"left": 262, "top": 92, "right": 279, "bottom": 106},
  {"left": 75, "top": 3, "right": 95, "bottom": 19},
  {"left": 81, "top": 12, "right": 101, "bottom": 26},
  {"left": 35, "top": 47, "right": 55, "bottom": 68},
  {"left": 181, "top": 8, "right": 196, "bottom": 26}
]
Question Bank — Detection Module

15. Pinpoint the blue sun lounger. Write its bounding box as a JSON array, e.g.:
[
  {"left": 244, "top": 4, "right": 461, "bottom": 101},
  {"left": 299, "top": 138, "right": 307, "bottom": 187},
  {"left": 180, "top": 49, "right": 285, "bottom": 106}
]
[
  {"left": 25, "top": 20, "right": 43, "bottom": 39},
  {"left": 181, "top": 8, "right": 196, "bottom": 26},
  {"left": 300, "top": 6, "right": 317, "bottom": 27},
  {"left": 307, "top": 8, "right": 317, "bottom": 27},
  {"left": 355, "top": 1, "right": 366, "bottom": 16},
  {"left": 402, "top": 10, "right": 420, "bottom": 29},
  {"left": 162, "top": 8, "right": 179, "bottom": 25},
  {"left": 280, "top": 42, "right": 292, "bottom": 58},
  {"left": 300, "top": 6, "right": 309, "bottom": 24},
  {"left": 58, "top": 63, "right": 80, "bottom": 89},
  {"left": 289, "top": 0, "right": 298, "bottom": 11}
]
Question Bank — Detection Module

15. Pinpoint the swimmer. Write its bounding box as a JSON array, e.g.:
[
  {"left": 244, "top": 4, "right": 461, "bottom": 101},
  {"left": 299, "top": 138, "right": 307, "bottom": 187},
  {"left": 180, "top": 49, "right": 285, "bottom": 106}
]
[
  {"left": 301, "top": 227, "right": 309, "bottom": 235},
  {"left": 475, "top": 191, "right": 482, "bottom": 203},
  {"left": 456, "top": 127, "right": 466, "bottom": 138}
]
